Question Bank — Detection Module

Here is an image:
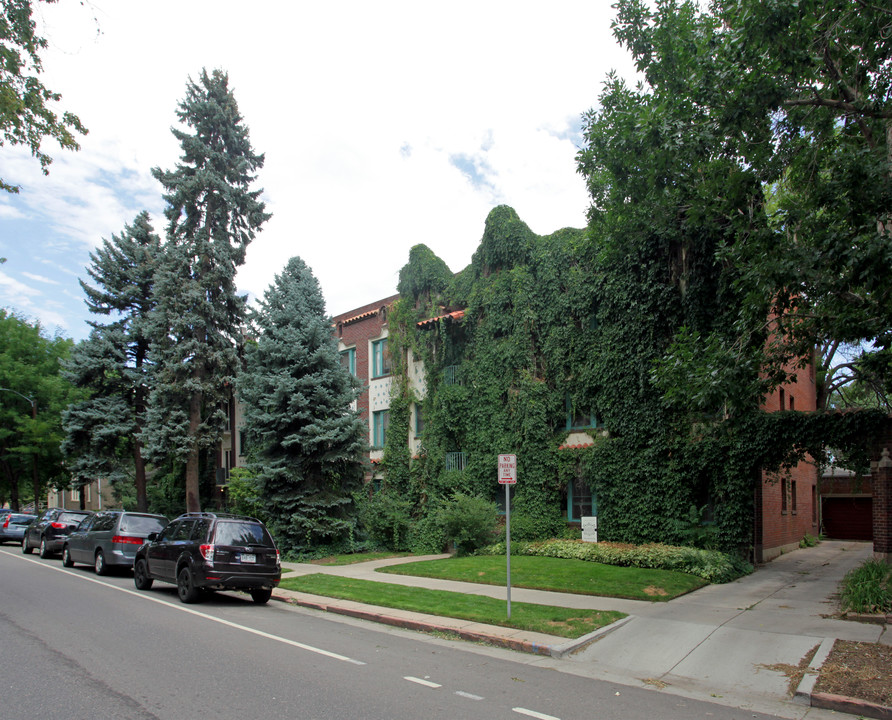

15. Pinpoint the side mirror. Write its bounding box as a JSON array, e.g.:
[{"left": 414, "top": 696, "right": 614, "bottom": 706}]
[{"left": 146, "top": 532, "right": 158, "bottom": 542}]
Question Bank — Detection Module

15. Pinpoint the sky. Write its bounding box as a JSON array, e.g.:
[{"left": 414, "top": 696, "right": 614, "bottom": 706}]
[{"left": 0, "top": 1, "right": 640, "bottom": 342}]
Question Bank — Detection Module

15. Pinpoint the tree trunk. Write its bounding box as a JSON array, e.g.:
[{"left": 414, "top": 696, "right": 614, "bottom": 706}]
[
  {"left": 133, "top": 434, "right": 148, "bottom": 513},
  {"left": 185, "top": 387, "right": 202, "bottom": 512}
]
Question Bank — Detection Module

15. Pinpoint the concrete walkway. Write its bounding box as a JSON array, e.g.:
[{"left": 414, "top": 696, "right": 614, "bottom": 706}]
[{"left": 273, "top": 541, "right": 889, "bottom": 718}]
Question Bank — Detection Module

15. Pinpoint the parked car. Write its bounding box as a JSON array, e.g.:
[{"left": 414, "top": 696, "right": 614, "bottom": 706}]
[
  {"left": 133, "top": 512, "right": 281, "bottom": 604},
  {"left": 22, "top": 508, "right": 93, "bottom": 558},
  {"left": 0, "top": 513, "right": 37, "bottom": 544},
  {"left": 62, "top": 510, "right": 169, "bottom": 575}
]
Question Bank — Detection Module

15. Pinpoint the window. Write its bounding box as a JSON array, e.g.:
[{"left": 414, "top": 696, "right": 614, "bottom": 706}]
[
  {"left": 415, "top": 405, "right": 425, "bottom": 436},
  {"left": 791, "top": 480, "right": 797, "bottom": 514},
  {"left": 372, "top": 410, "right": 389, "bottom": 447},
  {"left": 340, "top": 347, "right": 356, "bottom": 376},
  {"left": 811, "top": 485, "right": 817, "bottom": 523},
  {"left": 372, "top": 339, "right": 392, "bottom": 378},
  {"left": 779, "top": 388, "right": 785, "bottom": 410},
  {"left": 565, "top": 477, "right": 595, "bottom": 521},
  {"left": 781, "top": 477, "right": 788, "bottom": 513},
  {"left": 789, "top": 396, "right": 795, "bottom": 411},
  {"left": 565, "top": 394, "right": 598, "bottom": 430}
]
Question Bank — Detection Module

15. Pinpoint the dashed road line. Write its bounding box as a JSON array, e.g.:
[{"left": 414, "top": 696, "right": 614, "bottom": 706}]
[
  {"left": 455, "top": 691, "right": 484, "bottom": 700},
  {"left": 404, "top": 676, "right": 442, "bottom": 688},
  {"left": 513, "top": 708, "right": 561, "bottom": 720}
]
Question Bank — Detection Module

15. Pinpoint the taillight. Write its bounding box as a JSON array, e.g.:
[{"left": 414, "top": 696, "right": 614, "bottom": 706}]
[
  {"left": 112, "top": 536, "right": 144, "bottom": 545},
  {"left": 276, "top": 549, "right": 281, "bottom": 567},
  {"left": 2, "top": 516, "right": 9, "bottom": 529},
  {"left": 50, "top": 522, "right": 66, "bottom": 529},
  {"left": 199, "top": 544, "right": 214, "bottom": 563}
]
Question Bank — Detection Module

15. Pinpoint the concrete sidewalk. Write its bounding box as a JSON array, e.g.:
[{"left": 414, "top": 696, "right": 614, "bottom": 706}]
[{"left": 272, "top": 541, "right": 889, "bottom": 718}]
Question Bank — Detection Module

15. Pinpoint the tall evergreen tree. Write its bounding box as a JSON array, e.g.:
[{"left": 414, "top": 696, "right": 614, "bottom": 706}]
[
  {"left": 63, "top": 211, "right": 161, "bottom": 511},
  {"left": 238, "top": 256, "right": 366, "bottom": 554},
  {"left": 146, "top": 69, "right": 269, "bottom": 512}
]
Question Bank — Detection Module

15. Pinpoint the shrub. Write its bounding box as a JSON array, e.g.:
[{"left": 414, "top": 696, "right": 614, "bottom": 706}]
[
  {"left": 354, "top": 488, "right": 414, "bottom": 551},
  {"left": 437, "top": 492, "right": 499, "bottom": 556},
  {"left": 476, "top": 538, "right": 752, "bottom": 583},
  {"left": 839, "top": 559, "right": 892, "bottom": 614}
]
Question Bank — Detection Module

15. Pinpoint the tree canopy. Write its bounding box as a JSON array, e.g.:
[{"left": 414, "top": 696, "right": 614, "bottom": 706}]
[
  {"left": 238, "top": 256, "right": 366, "bottom": 554},
  {"left": 0, "top": 0, "right": 86, "bottom": 192},
  {"left": 145, "top": 69, "right": 269, "bottom": 512}
]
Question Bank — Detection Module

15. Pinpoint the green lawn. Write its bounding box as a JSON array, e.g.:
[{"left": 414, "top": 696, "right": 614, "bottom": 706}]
[
  {"left": 278, "top": 573, "right": 625, "bottom": 638},
  {"left": 377, "top": 554, "right": 706, "bottom": 601}
]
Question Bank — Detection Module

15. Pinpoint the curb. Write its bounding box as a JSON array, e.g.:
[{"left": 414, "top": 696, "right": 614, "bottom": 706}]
[{"left": 794, "top": 637, "right": 892, "bottom": 720}]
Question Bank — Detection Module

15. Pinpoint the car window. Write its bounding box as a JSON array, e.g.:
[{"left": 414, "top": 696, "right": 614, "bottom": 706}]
[
  {"left": 171, "top": 520, "right": 195, "bottom": 541},
  {"left": 77, "top": 516, "right": 97, "bottom": 532},
  {"left": 93, "top": 514, "right": 116, "bottom": 532},
  {"left": 213, "top": 521, "right": 273, "bottom": 547},
  {"left": 120, "top": 515, "right": 167, "bottom": 535},
  {"left": 191, "top": 518, "right": 212, "bottom": 541},
  {"left": 157, "top": 521, "right": 179, "bottom": 541},
  {"left": 59, "top": 512, "right": 90, "bottom": 525}
]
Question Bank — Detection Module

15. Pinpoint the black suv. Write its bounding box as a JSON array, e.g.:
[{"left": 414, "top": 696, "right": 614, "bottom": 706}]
[
  {"left": 22, "top": 508, "right": 93, "bottom": 558},
  {"left": 133, "top": 512, "right": 281, "bottom": 604}
]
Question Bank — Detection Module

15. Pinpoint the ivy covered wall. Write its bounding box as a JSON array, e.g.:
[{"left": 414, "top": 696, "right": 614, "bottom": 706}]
[{"left": 374, "top": 205, "right": 885, "bottom": 557}]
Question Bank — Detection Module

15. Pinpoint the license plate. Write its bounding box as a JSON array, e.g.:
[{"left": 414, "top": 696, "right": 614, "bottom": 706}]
[{"left": 239, "top": 553, "right": 256, "bottom": 563}]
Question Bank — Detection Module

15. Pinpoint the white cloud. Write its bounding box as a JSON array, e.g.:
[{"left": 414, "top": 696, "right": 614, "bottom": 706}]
[
  {"left": 2, "top": 0, "right": 638, "bottom": 339},
  {"left": 21, "top": 272, "right": 60, "bottom": 285}
]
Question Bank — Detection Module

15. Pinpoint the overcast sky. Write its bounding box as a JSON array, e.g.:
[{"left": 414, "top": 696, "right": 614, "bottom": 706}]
[{"left": 0, "top": 1, "right": 639, "bottom": 342}]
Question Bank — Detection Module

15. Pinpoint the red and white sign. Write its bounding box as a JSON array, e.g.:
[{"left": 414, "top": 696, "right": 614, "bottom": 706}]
[{"left": 498, "top": 454, "right": 517, "bottom": 484}]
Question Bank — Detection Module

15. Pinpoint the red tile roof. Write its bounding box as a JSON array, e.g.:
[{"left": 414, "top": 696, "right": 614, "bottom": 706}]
[{"left": 417, "top": 310, "right": 465, "bottom": 328}]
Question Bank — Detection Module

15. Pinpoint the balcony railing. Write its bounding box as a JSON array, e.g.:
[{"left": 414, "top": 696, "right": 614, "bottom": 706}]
[
  {"left": 444, "top": 365, "right": 462, "bottom": 386},
  {"left": 445, "top": 452, "right": 467, "bottom": 472}
]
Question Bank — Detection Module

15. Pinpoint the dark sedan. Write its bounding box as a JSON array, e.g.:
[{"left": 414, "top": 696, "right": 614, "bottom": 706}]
[{"left": 22, "top": 508, "right": 93, "bottom": 558}]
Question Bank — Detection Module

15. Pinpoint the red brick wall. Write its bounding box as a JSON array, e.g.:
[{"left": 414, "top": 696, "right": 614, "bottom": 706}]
[
  {"left": 331, "top": 294, "right": 398, "bottom": 435},
  {"left": 758, "top": 357, "right": 819, "bottom": 561}
]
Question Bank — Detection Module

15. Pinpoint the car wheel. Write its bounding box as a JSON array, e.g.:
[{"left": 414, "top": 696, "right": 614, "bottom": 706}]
[
  {"left": 39, "top": 537, "right": 52, "bottom": 558},
  {"left": 133, "top": 558, "right": 153, "bottom": 591},
  {"left": 94, "top": 550, "right": 108, "bottom": 576},
  {"left": 250, "top": 587, "right": 273, "bottom": 605},
  {"left": 177, "top": 566, "right": 200, "bottom": 604},
  {"left": 21, "top": 535, "right": 32, "bottom": 554},
  {"left": 62, "top": 546, "right": 74, "bottom": 567}
]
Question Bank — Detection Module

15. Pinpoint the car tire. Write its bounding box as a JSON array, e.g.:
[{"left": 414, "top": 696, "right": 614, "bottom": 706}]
[
  {"left": 177, "top": 566, "right": 200, "bottom": 604},
  {"left": 250, "top": 587, "right": 273, "bottom": 605},
  {"left": 133, "top": 558, "right": 153, "bottom": 591},
  {"left": 94, "top": 550, "right": 108, "bottom": 576},
  {"left": 39, "top": 537, "right": 52, "bottom": 558},
  {"left": 62, "top": 546, "right": 74, "bottom": 567},
  {"left": 22, "top": 535, "right": 32, "bottom": 554}
]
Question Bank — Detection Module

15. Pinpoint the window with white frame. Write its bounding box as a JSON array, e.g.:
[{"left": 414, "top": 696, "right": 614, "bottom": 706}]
[{"left": 340, "top": 347, "right": 356, "bottom": 376}]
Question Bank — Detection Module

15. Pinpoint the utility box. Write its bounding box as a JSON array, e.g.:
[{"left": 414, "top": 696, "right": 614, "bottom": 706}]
[{"left": 581, "top": 516, "right": 598, "bottom": 543}]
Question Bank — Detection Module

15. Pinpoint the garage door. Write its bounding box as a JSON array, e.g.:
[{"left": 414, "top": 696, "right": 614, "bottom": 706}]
[{"left": 822, "top": 497, "right": 873, "bottom": 540}]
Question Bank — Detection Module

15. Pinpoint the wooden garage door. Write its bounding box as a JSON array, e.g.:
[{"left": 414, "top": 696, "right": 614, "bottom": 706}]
[{"left": 822, "top": 497, "right": 873, "bottom": 541}]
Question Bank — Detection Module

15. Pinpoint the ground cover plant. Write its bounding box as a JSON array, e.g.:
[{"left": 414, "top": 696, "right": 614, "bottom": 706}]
[
  {"left": 476, "top": 539, "right": 751, "bottom": 584},
  {"left": 310, "top": 551, "right": 413, "bottom": 566},
  {"left": 838, "top": 558, "right": 892, "bottom": 615},
  {"left": 377, "top": 554, "right": 705, "bottom": 601},
  {"left": 278, "top": 574, "right": 625, "bottom": 638}
]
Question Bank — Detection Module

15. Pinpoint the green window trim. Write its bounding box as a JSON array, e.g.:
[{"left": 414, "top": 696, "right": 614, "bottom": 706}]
[
  {"left": 565, "top": 393, "right": 599, "bottom": 431},
  {"left": 566, "top": 477, "right": 596, "bottom": 521},
  {"left": 372, "top": 409, "right": 389, "bottom": 448},
  {"left": 372, "top": 338, "right": 392, "bottom": 378},
  {"left": 340, "top": 347, "right": 356, "bottom": 376}
]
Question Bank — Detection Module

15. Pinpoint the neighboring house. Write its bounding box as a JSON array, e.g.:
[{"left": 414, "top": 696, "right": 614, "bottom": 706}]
[
  {"left": 47, "top": 479, "right": 116, "bottom": 512},
  {"left": 754, "top": 369, "right": 820, "bottom": 562}
]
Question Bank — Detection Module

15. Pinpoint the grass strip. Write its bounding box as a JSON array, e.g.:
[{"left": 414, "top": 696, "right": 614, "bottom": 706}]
[
  {"left": 377, "top": 554, "right": 706, "bottom": 601},
  {"left": 279, "top": 573, "right": 625, "bottom": 638}
]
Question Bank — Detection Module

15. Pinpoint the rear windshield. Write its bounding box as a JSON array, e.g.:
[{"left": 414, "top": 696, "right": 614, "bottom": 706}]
[
  {"left": 213, "top": 521, "right": 273, "bottom": 547},
  {"left": 10, "top": 514, "right": 35, "bottom": 523},
  {"left": 59, "top": 512, "right": 90, "bottom": 525},
  {"left": 120, "top": 515, "right": 167, "bottom": 535}
]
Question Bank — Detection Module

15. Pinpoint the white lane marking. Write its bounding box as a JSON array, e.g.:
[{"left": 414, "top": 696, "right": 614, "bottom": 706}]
[
  {"left": 6, "top": 551, "right": 365, "bottom": 665},
  {"left": 513, "top": 709, "right": 561, "bottom": 720},
  {"left": 404, "top": 676, "right": 442, "bottom": 688},
  {"left": 455, "top": 691, "right": 484, "bottom": 700}
]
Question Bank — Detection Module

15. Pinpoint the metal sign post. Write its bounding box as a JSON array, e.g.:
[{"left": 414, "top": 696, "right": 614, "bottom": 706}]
[{"left": 498, "top": 454, "right": 517, "bottom": 619}]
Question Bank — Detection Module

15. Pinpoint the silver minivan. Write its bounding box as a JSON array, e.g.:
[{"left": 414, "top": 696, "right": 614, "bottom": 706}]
[{"left": 62, "top": 511, "right": 169, "bottom": 575}]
